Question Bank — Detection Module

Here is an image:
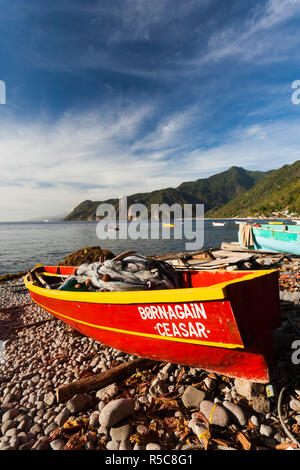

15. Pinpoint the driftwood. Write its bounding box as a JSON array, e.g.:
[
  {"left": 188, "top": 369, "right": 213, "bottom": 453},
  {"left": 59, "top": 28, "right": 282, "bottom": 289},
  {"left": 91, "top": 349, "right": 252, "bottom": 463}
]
[{"left": 55, "top": 357, "right": 157, "bottom": 403}]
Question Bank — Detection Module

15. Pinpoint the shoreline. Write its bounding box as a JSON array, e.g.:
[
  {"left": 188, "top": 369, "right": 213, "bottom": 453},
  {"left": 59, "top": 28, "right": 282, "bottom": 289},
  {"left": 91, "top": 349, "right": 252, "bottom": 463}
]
[
  {"left": 0, "top": 253, "right": 300, "bottom": 451},
  {"left": 2, "top": 216, "right": 297, "bottom": 223}
]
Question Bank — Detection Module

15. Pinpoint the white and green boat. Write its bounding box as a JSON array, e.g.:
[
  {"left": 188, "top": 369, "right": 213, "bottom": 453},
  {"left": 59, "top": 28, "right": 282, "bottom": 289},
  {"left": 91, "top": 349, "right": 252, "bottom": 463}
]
[{"left": 238, "top": 223, "right": 300, "bottom": 255}]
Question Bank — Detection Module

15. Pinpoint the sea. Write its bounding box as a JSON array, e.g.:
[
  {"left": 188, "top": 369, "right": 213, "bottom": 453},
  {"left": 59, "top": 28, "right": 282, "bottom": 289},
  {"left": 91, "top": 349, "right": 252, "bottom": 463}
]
[{"left": 0, "top": 218, "right": 273, "bottom": 276}]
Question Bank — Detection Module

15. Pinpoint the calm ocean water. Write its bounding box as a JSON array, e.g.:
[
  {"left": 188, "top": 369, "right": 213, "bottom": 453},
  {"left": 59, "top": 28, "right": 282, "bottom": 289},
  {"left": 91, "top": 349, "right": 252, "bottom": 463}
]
[{"left": 0, "top": 219, "right": 243, "bottom": 276}]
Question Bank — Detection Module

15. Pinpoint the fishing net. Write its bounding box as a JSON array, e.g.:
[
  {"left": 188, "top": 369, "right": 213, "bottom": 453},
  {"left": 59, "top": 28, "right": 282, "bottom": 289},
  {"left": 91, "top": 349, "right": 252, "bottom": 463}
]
[{"left": 59, "top": 254, "right": 181, "bottom": 292}]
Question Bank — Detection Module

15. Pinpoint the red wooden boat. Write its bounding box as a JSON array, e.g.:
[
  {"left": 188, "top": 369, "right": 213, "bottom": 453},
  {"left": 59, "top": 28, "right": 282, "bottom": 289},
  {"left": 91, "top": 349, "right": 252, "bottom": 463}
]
[{"left": 24, "top": 266, "right": 281, "bottom": 383}]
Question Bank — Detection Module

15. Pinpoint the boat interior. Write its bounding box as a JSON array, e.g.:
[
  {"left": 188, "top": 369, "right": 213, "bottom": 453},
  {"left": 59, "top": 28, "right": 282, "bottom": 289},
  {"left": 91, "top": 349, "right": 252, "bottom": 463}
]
[{"left": 27, "top": 265, "right": 261, "bottom": 292}]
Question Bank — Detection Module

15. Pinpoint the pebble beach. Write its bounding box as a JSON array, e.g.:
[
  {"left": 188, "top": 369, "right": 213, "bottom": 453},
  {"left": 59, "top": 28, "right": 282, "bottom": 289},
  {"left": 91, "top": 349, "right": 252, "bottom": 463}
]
[{"left": 0, "top": 254, "right": 300, "bottom": 451}]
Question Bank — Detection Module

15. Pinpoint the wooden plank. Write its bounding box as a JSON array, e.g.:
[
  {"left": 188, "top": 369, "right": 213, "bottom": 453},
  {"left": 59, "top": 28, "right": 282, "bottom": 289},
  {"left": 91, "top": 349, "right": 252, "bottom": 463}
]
[
  {"left": 167, "top": 258, "right": 228, "bottom": 269},
  {"left": 221, "top": 242, "right": 276, "bottom": 254},
  {"left": 187, "top": 259, "right": 230, "bottom": 267},
  {"left": 211, "top": 250, "right": 254, "bottom": 260},
  {"left": 151, "top": 248, "right": 218, "bottom": 261},
  {"left": 166, "top": 249, "right": 256, "bottom": 270}
]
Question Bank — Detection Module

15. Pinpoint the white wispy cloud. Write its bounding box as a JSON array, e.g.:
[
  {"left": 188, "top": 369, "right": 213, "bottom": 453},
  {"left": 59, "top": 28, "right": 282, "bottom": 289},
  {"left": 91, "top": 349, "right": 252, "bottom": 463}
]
[
  {"left": 186, "top": 0, "right": 300, "bottom": 67},
  {"left": 178, "top": 119, "right": 300, "bottom": 176},
  {"left": 252, "top": 0, "right": 300, "bottom": 31},
  {"left": 1, "top": 98, "right": 299, "bottom": 220},
  {"left": 1, "top": 1, "right": 300, "bottom": 221},
  {"left": 10, "top": 0, "right": 300, "bottom": 83},
  {"left": 0, "top": 102, "right": 191, "bottom": 220}
]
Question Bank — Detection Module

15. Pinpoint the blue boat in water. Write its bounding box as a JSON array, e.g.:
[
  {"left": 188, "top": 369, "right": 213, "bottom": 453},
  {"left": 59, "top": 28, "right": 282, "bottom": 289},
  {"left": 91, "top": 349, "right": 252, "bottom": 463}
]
[{"left": 238, "top": 223, "right": 300, "bottom": 255}]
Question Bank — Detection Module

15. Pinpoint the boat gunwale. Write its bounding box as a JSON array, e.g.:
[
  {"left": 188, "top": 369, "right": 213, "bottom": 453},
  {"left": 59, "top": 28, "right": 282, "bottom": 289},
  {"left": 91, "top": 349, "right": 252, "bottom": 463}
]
[
  {"left": 254, "top": 225, "right": 300, "bottom": 236},
  {"left": 24, "top": 268, "right": 278, "bottom": 305}
]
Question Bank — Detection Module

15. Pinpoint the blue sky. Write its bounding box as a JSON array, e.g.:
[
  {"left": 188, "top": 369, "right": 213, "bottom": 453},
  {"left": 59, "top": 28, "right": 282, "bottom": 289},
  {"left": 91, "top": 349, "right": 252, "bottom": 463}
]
[{"left": 1, "top": 0, "right": 300, "bottom": 220}]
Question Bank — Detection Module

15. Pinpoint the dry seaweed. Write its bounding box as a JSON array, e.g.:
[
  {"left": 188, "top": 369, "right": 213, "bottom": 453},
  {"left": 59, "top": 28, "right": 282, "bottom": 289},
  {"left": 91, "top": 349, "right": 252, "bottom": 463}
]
[{"left": 58, "top": 246, "right": 115, "bottom": 266}]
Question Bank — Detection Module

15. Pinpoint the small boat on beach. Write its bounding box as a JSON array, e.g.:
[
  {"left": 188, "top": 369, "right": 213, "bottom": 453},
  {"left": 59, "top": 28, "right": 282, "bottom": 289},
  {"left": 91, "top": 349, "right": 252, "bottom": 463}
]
[
  {"left": 25, "top": 265, "right": 281, "bottom": 382},
  {"left": 108, "top": 225, "right": 120, "bottom": 231},
  {"left": 239, "top": 223, "right": 300, "bottom": 255},
  {"left": 212, "top": 221, "right": 227, "bottom": 227}
]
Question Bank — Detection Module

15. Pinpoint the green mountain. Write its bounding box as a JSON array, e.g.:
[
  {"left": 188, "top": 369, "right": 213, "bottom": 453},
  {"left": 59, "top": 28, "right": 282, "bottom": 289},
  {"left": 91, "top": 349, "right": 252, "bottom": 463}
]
[
  {"left": 176, "top": 167, "right": 269, "bottom": 210},
  {"left": 207, "top": 160, "right": 300, "bottom": 218},
  {"left": 64, "top": 166, "right": 270, "bottom": 221}
]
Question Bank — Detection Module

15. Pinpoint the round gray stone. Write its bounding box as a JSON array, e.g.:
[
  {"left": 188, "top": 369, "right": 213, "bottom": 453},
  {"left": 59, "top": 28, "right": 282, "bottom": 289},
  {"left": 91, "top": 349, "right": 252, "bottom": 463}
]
[
  {"left": 289, "top": 399, "right": 300, "bottom": 412},
  {"left": 96, "top": 383, "right": 118, "bottom": 401},
  {"left": 259, "top": 424, "right": 273, "bottom": 437},
  {"left": 54, "top": 409, "right": 70, "bottom": 427},
  {"left": 199, "top": 400, "right": 229, "bottom": 427},
  {"left": 1, "top": 420, "right": 15, "bottom": 436},
  {"left": 44, "top": 391, "right": 56, "bottom": 407},
  {"left": 222, "top": 401, "right": 247, "bottom": 427},
  {"left": 1, "top": 408, "right": 20, "bottom": 423},
  {"left": 5, "top": 428, "right": 18, "bottom": 437},
  {"left": 250, "top": 415, "right": 259, "bottom": 427},
  {"left": 181, "top": 386, "right": 206, "bottom": 409},
  {"left": 44, "top": 422, "right": 57, "bottom": 435},
  {"left": 89, "top": 411, "right": 100, "bottom": 427},
  {"left": 50, "top": 439, "right": 65, "bottom": 450},
  {"left": 29, "top": 423, "right": 42, "bottom": 435},
  {"left": 66, "top": 394, "right": 89, "bottom": 414},
  {"left": 188, "top": 418, "right": 208, "bottom": 438},
  {"left": 99, "top": 398, "right": 135, "bottom": 427}
]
